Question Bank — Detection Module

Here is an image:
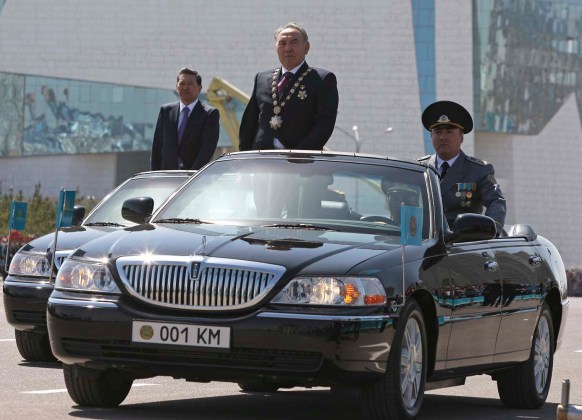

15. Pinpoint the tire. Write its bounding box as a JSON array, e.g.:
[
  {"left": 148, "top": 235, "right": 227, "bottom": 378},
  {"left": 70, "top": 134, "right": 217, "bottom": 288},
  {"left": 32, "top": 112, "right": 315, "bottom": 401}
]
[
  {"left": 63, "top": 364, "right": 133, "bottom": 407},
  {"left": 15, "top": 330, "right": 57, "bottom": 362},
  {"left": 363, "top": 299, "right": 427, "bottom": 420},
  {"left": 238, "top": 381, "right": 280, "bottom": 393},
  {"left": 496, "top": 302, "right": 554, "bottom": 409}
]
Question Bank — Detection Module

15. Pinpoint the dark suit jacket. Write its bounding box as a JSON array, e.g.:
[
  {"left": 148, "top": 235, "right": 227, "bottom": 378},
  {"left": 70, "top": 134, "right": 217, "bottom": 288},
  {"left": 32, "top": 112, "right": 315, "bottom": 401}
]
[
  {"left": 239, "top": 62, "right": 338, "bottom": 151},
  {"left": 151, "top": 101, "right": 220, "bottom": 170},
  {"left": 420, "top": 151, "right": 506, "bottom": 229}
]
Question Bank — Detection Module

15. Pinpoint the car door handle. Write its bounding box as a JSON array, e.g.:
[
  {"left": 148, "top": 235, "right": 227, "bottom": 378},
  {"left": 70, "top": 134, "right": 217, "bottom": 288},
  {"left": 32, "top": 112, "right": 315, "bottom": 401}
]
[
  {"left": 529, "top": 256, "right": 542, "bottom": 267},
  {"left": 484, "top": 260, "right": 498, "bottom": 272}
]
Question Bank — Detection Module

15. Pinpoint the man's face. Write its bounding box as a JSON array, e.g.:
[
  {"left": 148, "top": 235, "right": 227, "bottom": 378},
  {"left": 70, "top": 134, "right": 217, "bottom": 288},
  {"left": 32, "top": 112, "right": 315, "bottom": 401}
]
[
  {"left": 431, "top": 126, "right": 463, "bottom": 161},
  {"left": 176, "top": 73, "right": 202, "bottom": 105},
  {"left": 275, "top": 28, "right": 310, "bottom": 70}
]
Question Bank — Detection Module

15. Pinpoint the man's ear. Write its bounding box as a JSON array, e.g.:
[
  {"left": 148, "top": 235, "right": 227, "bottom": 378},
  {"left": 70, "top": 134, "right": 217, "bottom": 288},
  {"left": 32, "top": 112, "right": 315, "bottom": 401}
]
[{"left": 305, "top": 41, "right": 310, "bottom": 55}]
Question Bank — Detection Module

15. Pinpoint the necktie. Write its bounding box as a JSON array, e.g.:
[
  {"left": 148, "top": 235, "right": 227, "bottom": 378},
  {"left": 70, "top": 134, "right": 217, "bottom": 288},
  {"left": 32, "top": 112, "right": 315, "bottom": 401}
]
[
  {"left": 440, "top": 162, "right": 450, "bottom": 181},
  {"left": 277, "top": 72, "right": 292, "bottom": 97},
  {"left": 177, "top": 106, "right": 190, "bottom": 144}
]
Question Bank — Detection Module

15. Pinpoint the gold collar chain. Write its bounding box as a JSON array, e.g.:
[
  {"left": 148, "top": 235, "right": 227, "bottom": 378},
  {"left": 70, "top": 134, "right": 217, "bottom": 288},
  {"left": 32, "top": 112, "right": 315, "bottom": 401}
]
[{"left": 271, "top": 67, "right": 312, "bottom": 115}]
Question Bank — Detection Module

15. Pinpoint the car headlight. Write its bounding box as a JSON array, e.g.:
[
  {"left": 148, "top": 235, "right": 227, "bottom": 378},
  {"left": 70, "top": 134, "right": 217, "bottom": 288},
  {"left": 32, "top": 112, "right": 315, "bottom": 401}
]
[
  {"left": 271, "top": 276, "right": 386, "bottom": 306},
  {"left": 56, "top": 259, "right": 120, "bottom": 294},
  {"left": 8, "top": 251, "right": 51, "bottom": 278}
]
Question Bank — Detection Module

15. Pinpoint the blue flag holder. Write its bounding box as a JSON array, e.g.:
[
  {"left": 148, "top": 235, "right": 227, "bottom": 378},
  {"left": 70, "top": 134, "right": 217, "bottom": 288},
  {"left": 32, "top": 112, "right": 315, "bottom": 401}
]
[
  {"left": 49, "top": 189, "right": 76, "bottom": 284},
  {"left": 399, "top": 206, "right": 423, "bottom": 306},
  {"left": 5, "top": 201, "right": 28, "bottom": 274}
]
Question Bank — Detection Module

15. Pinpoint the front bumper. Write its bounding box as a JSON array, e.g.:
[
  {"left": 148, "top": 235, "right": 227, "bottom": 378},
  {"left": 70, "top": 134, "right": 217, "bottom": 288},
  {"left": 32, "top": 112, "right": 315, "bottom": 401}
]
[
  {"left": 47, "top": 291, "right": 396, "bottom": 386},
  {"left": 3, "top": 276, "right": 53, "bottom": 332}
]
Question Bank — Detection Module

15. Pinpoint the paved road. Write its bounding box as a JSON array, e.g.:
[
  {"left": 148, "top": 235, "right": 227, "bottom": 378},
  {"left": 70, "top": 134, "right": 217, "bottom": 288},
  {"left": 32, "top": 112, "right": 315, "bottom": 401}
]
[{"left": 1, "top": 288, "right": 581, "bottom": 419}]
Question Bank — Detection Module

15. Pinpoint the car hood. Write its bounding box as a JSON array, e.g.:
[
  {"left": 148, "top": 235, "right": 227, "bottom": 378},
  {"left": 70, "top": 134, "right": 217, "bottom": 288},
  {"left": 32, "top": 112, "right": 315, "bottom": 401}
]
[
  {"left": 74, "top": 223, "right": 412, "bottom": 275},
  {"left": 22, "top": 226, "right": 119, "bottom": 254}
]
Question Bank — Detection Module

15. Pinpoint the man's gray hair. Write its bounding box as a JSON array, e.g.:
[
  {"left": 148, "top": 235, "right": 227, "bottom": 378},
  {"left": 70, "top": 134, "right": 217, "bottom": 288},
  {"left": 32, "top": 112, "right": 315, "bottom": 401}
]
[{"left": 274, "top": 22, "right": 308, "bottom": 42}]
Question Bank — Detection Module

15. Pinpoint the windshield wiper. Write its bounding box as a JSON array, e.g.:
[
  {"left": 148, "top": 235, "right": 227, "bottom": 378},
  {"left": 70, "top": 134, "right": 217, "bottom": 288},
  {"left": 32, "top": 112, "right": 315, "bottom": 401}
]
[
  {"left": 155, "top": 218, "right": 213, "bottom": 224},
  {"left": 84, "top": 222, "right": 126, "bottom": 227},
  {"left": 261, "top": 223, "right": 334, "bottom": 231}
]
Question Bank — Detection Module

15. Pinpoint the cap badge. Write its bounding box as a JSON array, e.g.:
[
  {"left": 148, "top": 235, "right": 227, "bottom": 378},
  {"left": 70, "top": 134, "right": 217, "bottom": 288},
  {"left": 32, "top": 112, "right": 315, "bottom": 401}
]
[{"left": 438, "top": 115, "right": 451, "bottom": 123}]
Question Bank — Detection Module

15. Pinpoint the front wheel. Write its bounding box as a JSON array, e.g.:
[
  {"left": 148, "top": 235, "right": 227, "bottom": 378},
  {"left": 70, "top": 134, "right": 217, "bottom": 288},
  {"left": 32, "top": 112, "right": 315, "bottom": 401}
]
[
  {"left": 363, "top": 299, "right": 427, "bottom": 420},
  {"left": 63, "top": 364, "right": 133, "bottom": 407},
  {"left": 496, "top": 302, "right": 554, "bottom": 408},
  {"left": 15, "top": 330, "right": 57, "bottom": 362}
]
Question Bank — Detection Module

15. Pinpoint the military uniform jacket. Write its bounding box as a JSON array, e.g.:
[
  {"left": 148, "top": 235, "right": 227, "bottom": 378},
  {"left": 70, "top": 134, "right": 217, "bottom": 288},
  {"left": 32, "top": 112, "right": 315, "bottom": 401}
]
[
  {"left": 419, "top": 151, "right": 506, "bottom": 229},
  {"left": 151, "top": 101, "right": 220, "bottom": 171},
  {"left": 238, "top": 62, "right": 339, "bottom": 151}
]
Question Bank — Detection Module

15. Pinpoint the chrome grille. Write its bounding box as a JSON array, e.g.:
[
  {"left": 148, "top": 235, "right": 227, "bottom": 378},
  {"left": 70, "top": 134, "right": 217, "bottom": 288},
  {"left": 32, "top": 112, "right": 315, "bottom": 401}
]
[
  {"left": 54, "top": 250, "right": 73, "bottom": 270},
  {"left": 116, "top": 256, "right": 285, "bottom": 311}
]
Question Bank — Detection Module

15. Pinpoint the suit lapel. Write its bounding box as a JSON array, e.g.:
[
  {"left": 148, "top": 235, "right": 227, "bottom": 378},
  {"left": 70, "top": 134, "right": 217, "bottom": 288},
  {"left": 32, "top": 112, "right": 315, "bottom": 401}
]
[
  {"left": 440, "top": 151, "right": 466, "bottom": 193},
  {"left": 170, "top": 103, "right": 180, "bottom": 144},
  {"left": 179, "top": 101, "right": 203, "bottom": 148},
  {"left": 280, "top": 62, "right": 309, "bottom": 106}
]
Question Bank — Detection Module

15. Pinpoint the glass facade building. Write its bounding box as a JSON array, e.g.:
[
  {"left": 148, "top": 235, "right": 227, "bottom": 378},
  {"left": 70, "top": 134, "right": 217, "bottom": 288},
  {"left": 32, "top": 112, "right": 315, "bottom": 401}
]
[
  {"left": 474, "top": 0, "right": 582, "bottom": 134},
  {"left": 0, "top": 72, "right": 238, "bottom": 158}
]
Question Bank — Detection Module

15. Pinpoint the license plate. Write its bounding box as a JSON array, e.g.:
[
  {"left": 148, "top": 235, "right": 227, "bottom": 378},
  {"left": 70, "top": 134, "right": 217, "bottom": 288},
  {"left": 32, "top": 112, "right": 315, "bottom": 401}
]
[{"left": 132, "top": 321, "right": 231, "bottom": 349}]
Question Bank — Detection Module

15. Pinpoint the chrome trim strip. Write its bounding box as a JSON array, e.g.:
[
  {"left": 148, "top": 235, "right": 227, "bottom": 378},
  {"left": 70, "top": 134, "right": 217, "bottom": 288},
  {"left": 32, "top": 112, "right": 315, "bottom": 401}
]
[
  {"left": 4, "top": 279, "right": 53, "bottom": 288},
  {"left": 257, "top": 312, "right": 395, "bottom": 322},
  {"left": 48, "top": 297, "right": 118, "bottom": 308}
]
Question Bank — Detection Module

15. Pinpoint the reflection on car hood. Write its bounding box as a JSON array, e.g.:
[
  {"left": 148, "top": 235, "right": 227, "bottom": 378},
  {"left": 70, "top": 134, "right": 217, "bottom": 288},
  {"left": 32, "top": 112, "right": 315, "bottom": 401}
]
[
  {"left": 22, "top": 226, "right": 120, "bottom": 254},
  {"left": 74, "top": 224, "right": 405, "bottom": 274}
]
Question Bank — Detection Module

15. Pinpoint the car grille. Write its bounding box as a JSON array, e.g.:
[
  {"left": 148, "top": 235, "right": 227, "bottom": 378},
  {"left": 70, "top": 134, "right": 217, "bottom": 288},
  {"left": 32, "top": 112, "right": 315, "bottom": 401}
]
[
  {"left": 53, "top": 250, "right": 72, "bottom": 271},
  {"left": 60, "top": 337, "right": 322, "bottom": 372},
  {"left": 116, "top": 256, "right": 286, "bottom": 311}
]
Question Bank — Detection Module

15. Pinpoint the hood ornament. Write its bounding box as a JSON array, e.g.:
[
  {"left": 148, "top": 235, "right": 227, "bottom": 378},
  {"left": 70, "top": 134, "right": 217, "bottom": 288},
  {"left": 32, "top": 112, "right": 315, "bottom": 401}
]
[{"left": 197, "top": 235, "right": 207, "bottom": 256}]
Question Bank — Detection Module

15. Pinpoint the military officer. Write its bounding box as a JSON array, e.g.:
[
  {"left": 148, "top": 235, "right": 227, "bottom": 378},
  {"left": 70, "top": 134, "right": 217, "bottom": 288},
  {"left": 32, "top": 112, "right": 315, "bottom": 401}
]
[{"left": 418, "top": 100, "right": 506, "bottom": 233}]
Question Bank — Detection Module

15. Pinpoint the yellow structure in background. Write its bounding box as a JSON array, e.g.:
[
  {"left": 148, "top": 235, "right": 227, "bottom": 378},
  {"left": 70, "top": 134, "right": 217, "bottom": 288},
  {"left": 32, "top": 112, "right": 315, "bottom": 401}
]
[{"left": 207, "top": 77, "right": 250, "bottom": 150}]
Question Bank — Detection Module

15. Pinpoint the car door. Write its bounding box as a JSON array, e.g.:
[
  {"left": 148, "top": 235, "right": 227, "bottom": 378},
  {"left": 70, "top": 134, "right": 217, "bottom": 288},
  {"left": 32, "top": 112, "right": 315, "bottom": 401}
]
[
  {"left": 490, "top": 237, "right": 542, "bottom": 362},
  {"left": 442, "top": 241, "right": 502, "bottom": 369}
]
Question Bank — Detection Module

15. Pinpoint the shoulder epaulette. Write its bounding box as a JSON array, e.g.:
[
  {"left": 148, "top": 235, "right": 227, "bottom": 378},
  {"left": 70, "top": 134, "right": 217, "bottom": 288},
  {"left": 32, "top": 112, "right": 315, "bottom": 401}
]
[
  {"left": 466, "top": 155, "right": 487, "bottom": 165},
  {"left": 417, "top": 155, "right": 431, "bottom": 162}
]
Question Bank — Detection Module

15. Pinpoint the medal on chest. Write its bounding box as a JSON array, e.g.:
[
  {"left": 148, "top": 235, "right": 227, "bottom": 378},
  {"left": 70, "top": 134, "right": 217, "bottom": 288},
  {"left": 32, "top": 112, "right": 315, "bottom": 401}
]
[
  {"left": 456, "top": 183, "right": 476, "bottom": 207},
  {"left": 270, "top": 67, "right": 312, "bottom": 130}
]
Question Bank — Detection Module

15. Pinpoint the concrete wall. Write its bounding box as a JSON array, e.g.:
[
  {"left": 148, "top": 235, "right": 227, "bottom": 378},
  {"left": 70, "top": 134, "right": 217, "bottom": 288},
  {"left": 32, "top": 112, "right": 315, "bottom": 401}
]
[
  {"left": 477, "top": 94, "right": 582, "bottom": 268},
  {"left": 435, "top": 0, "right": 475, "bottom": 155},
  {"left": 0, "top": 0, "right": 425, "bottom": 158}
]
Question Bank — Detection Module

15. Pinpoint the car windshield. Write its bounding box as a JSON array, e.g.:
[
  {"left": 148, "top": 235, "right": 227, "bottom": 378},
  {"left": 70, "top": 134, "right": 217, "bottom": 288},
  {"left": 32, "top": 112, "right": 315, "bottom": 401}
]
[
  {"left": 84, "top": 176, "right": 188, "bottom": 226},
  {"left": 154, "top": 158, "right": 430, "bottom": 238}
]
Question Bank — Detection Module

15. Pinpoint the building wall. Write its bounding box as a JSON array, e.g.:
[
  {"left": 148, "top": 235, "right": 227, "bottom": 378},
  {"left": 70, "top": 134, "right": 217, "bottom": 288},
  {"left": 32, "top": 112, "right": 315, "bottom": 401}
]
[
  {"left": 0, "top": 0, "right": 425, "bottom": 159},
  {"left": 435, "top": 0, "right": 475, "bottom": 155},
  {"left": 0, "top": 153, "right": 119, "bottom": 199},
  {"left": 477, "top": 94, "right": 582, "bottom": 268}
]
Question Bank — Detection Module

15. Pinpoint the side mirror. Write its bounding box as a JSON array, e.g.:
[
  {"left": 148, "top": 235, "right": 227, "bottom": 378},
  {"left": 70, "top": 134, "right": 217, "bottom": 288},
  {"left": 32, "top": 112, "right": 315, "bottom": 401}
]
[
  {"left": 122, "top": 197, "right": 154, "bottom": 224},
  {"left": 446, "top": 213, "right": 497, "bottom": 243},
  {"left": 72, "top": 206, "right": 85, "bottom": 226}
]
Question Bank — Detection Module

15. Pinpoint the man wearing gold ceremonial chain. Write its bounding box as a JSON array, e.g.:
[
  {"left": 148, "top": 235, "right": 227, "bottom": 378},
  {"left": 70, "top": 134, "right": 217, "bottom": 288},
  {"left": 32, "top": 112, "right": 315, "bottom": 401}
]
[{"left": 239, "top": 22, "right": 339, "bottom": 151}]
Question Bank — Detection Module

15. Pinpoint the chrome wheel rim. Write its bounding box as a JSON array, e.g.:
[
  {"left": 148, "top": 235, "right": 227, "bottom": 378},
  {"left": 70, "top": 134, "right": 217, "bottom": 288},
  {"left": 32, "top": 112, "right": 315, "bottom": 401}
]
[
  {"left": 400, "top": 317, "right": 422, "bottom": 410},
  {"left": 534, "top": 315, "right": 551, "bottom": 394}
]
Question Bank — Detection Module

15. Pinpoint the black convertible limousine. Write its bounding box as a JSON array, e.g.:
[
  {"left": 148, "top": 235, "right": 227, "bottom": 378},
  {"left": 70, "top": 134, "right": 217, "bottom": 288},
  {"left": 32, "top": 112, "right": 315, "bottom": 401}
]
[{"left": 47, "top": 151, "right": 568, "bottom": 419}]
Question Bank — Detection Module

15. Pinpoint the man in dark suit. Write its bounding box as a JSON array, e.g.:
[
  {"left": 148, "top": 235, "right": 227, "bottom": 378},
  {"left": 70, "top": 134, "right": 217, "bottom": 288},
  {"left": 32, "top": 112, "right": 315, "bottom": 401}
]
[
  {"left": 151, "top": 68, "right": 220, "bottom": 170},
  {"left": 239, "top": 22, "right": 339, "bottom": 151},
  {"left": 418, "top": 101, "right": 506, "bottom": 233}
]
